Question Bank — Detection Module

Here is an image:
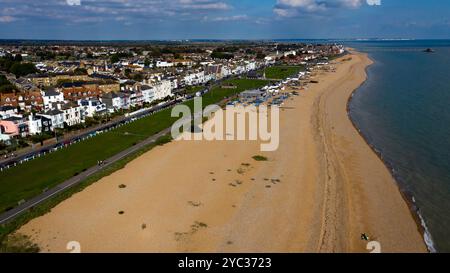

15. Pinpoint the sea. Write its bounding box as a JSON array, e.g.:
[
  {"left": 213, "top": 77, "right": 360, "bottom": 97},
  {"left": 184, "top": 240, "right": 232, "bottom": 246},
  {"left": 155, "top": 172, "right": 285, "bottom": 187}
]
[{"left": 343, "top": 40, "right": 450, "bottom": 253}]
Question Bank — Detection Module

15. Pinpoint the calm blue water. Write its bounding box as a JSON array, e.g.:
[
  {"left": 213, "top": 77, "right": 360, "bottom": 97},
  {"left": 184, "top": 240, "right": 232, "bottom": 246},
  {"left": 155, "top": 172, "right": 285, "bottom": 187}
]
[{"left": 346, "top": 40, "right": 450, "bottom": 253}]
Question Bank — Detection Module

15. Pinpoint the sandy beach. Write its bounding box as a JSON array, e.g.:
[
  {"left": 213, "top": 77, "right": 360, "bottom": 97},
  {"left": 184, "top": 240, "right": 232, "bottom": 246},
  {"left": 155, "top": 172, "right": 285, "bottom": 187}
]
[{"left": 18, "top": 52, "right": 427, "bottom": 253}]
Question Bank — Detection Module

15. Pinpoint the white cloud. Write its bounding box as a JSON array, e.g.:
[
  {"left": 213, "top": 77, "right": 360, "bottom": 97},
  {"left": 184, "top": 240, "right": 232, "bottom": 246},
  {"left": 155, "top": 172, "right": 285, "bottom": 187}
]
[
  {"left": 366, "top": 0, "right": 381, "bottom": 6},
  {"left": 0, "top": 15, "right": 17, "bottom": 23},
  {"left": 66, "top": 0, "right": 81, "bottom": 6},
  {"left": 0, "top": 0, "right": 232, "bottom": 24},
  {"left": 274, "top": 0, "right": 379, "bottom": 17},
  {"left": 203, "top": 14, "right": 248, "bottom": 22},
  {"left": 179, "top": 0, "right": 230, "bottom": 10}
]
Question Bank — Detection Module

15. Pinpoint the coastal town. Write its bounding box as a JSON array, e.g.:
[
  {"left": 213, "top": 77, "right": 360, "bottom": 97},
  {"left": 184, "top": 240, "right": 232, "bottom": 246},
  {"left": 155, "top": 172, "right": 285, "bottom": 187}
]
[
  {"left": 0, "top": 0, "right": 446, "bottom": 258},
  {"left": 0, "top": 42, "right": 343, "bottom": 161},
  {"left": 0, "top": 39, "right": 432, "bottom": 254}
]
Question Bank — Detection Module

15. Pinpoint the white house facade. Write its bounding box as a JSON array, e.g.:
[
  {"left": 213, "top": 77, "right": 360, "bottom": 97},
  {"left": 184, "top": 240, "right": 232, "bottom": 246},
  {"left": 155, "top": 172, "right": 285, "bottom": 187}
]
[{"left": 41, "top": 89, "right": 64, "bottom": 110}]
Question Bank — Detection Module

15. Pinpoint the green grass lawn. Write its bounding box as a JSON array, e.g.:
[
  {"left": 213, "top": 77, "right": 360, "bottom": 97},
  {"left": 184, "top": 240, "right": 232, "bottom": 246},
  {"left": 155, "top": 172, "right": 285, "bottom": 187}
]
[
  {"left": 184, "top": 85, "right": 206, "bottom": 94},
  {"left": 264, "top": 66, "right": 305, "bottom": 80},
  {"left": 0, "top": 78, "right": 269, "bottom": 213}
]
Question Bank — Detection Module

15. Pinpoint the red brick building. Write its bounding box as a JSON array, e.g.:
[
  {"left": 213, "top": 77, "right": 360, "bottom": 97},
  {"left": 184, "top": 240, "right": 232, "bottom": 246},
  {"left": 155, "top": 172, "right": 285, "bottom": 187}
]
[
  {"left": 0, "top": 91, "right": 43, "bottom": 109},
  {"left": 62, "top": 85, "right": 104, "bottom": 101}
]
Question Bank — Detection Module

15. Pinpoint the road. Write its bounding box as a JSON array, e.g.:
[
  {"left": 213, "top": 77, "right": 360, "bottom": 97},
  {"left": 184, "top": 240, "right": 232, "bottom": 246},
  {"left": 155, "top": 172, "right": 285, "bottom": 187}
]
[{"left": 0, "top": 127, "right": 172, "bottom": 225}]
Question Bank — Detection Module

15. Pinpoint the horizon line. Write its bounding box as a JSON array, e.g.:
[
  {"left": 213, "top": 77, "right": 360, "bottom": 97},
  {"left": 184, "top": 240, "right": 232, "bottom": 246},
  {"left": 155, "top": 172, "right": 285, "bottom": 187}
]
[{"left": 1, "top": 38, "right": 450, "bottom": 42}]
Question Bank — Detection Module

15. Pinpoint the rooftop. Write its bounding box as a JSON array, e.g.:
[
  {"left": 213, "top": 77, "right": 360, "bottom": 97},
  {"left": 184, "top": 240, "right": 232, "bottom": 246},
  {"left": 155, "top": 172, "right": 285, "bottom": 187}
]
[
  {"left": 43, "top": 88, "right": 60, "bottom": 97},
  {"left": 0, "top": 106, "right": 16, "bottom": 111}
]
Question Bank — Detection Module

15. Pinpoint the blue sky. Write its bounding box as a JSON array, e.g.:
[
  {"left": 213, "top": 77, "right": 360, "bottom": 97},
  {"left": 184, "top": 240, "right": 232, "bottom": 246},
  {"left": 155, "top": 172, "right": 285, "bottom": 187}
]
[{"left": 1, "top": 0, "right": 450, "bottom": 40}]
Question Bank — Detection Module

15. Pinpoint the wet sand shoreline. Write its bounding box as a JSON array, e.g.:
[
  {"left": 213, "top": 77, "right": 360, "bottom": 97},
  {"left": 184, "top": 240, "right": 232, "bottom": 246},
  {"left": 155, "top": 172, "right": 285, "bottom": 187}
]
[{"left": 345, "top": 53, "right": 431, "bottom": 252}]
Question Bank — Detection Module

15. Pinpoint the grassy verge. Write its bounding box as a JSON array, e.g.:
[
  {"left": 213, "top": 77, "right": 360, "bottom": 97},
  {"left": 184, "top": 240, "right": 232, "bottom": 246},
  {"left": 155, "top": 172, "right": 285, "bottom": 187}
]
[
  {"left": 184, "top": 85, "right": 205, "bottom": 94},
  {"left": 265, "top": 65, "right": 305, "bottom": 79}
]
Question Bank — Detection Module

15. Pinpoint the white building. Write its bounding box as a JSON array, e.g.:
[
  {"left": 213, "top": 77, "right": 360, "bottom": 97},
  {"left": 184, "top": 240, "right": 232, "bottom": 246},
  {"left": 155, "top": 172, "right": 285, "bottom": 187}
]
[
  {"left": 204, "top": 72, "right": 215, "bottom": 83},
  {"left": 56, "top": 102, "right": 82, "bottom": 127},
  {"left": 0, "top": 106, "right": 17, "bottom": 119},
  {"left": 78, "top": 98, "right": 107, "bottom": 118},
  {"left": 41, "top": 89, "right": 64, "bottom": 110},
  {"left": 221, "top": 66, "right": 232, "bottom": 78},
  {"left": 232, "top": 65, "right": 246, "bottom": 75},
  {"left": 38, "top": 109, "right": 65, "bottom": 129},
  {"left": 141, "top": 85, "right": 156, "bottom": 104},
  {"left": 169, "top": 78, "right": 179, "bottom": 90},
  {"left": 151, "top": 80, "right": 173, "bottom": 100},
  {"left": 264, "top": 56, "right": 276, "bottom": 65},
  {"left": 27, "top": 115, "right": 42, "bottom": 135},
  {"left": 0, "top": 133, "right": 11, "bottom": 143},
  {"left": 183, "top": 71, "right": 206, "bottom": 86},
  {"left": 28, "top": 114, "right": 53, "bottom": 134},
  {"left": 156, "top": 61, "right": 174, "bottom": 68},
  {"left": 101, "top": 92, "right": 129, "bottom": 112},
  {"left": 126, "top": 90, "right": 144, "bottom": 107},
  {"left": 284, "top": 50, "right": 297, "bottom": 57},
  {"left": 245, "top": 61, "right": 257, "bottom": 71}
]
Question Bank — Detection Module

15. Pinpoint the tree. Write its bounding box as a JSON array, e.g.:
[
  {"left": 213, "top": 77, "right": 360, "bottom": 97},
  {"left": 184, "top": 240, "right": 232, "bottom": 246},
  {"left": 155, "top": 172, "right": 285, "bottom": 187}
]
[
  {"left": 110, "top": 54, "right": 120, "bottom": 64},
  {"left": 10, "top": 63, "right": 38, "bottom": 77},
  {"left": 36, "top": 50, "right": 56, "bottom": 61},
  {"left": 0, "top": 141, "right": 7, "bottom": 151},
  {"left": 14, "top": 54, "right": 23, "bottom": 62},
  {"left": 144, "top": 58, "right": 151, "bottom": 67},
  {"left": 0, "top": 75, "right": 17, "bottom": 93},
  {"left": 56, "top": 79, "right": 73, "bottom": 87},
  {"left": 74, "top": 67, "right": 88, "bottom": 75},
  {"left": 0, "top": 84, "right": 17, "bottom": 93},
  {"left": 133, "top": 73, "right": 144, "bottom": 82},
  {"left": 0, "top": 75, "right": 10, "bottom": 85},
  {"left": 0, "top": 55, "right": 15, "bottom": 72},
  {"left": 110, "top": 52, "right": 132, "bottom": 64},
  {"left": 211, "top": 51, "right": 234, "bottom": 60},
  {"left": 150, "top": 48, "right": 162, "bottom": 58},
  {"left": 256, "top": 53, "right": 266, "bottom": 60},
  {"left": 18, "top": 139, "right": 29, "bottom": 148}
]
